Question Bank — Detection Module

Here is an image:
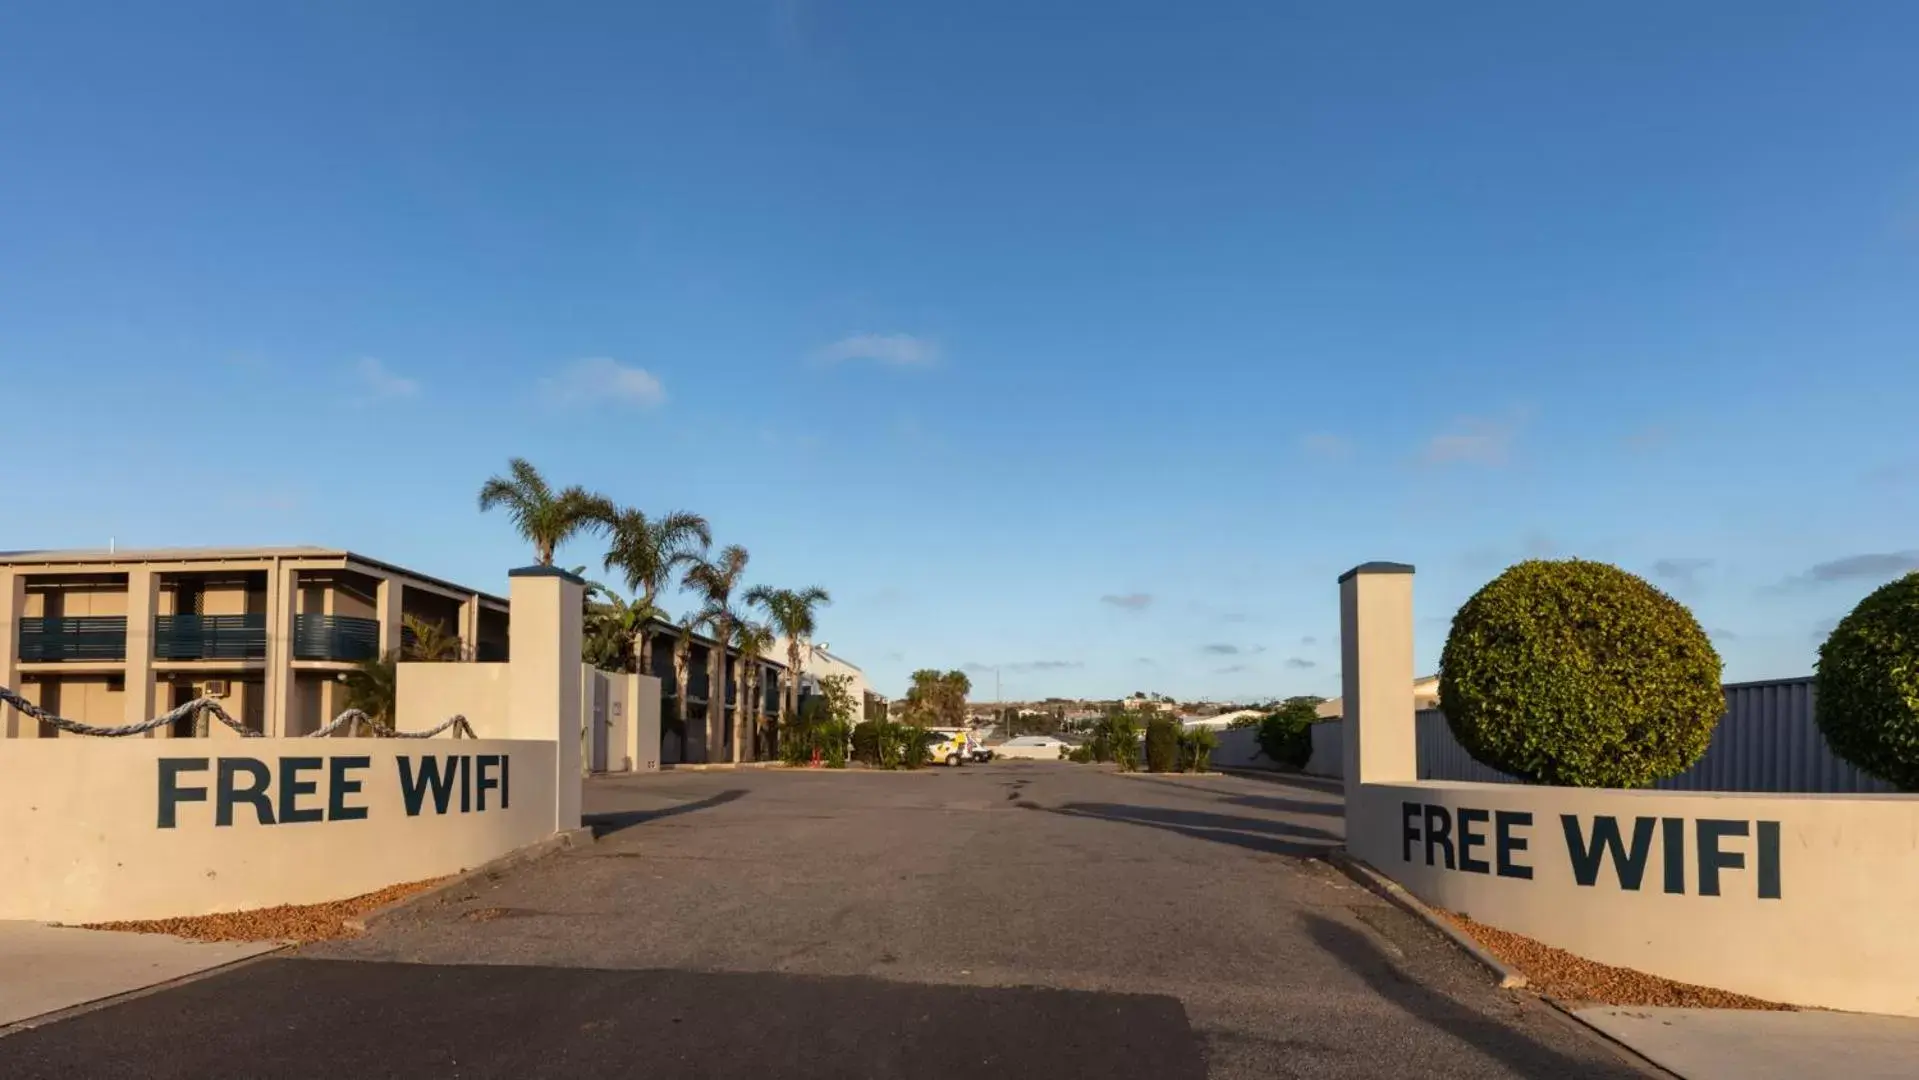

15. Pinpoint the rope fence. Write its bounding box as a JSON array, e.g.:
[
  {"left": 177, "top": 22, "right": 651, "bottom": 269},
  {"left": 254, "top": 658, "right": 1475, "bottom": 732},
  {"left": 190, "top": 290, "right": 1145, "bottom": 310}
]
[{"left": 1, "top": 685, "right": 473, "bottom": 740}]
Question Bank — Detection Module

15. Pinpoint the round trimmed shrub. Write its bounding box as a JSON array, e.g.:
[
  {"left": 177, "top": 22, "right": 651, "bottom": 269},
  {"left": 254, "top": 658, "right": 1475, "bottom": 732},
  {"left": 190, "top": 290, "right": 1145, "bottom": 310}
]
[
  {"left": 1438, "top": 559, "right": 1723, "bottom": 788},
  {"left": 1814, "top": 572, "right": 1919, "bottom": 791}
]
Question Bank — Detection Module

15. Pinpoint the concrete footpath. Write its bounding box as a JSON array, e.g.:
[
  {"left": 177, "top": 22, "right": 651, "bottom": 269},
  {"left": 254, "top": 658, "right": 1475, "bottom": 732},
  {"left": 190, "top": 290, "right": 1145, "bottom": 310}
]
[
  {"left": 1576, "top": 1005, "right": 1919, "bottom": 1079},
  {"left": 0, "top": 922, "right": 281, "bottom": 1028}
]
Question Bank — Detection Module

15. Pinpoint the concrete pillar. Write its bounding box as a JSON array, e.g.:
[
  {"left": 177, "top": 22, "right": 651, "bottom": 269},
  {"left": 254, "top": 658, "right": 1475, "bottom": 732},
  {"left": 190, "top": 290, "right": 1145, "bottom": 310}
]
[
  {"left": 630, "top": 673, "right": 661, "bottom": 772},
  {"left": 124, "top": 569, "right": 158, "bottom": 735},
  {"left": 459, "top": 595, "right": 481, "bottom": 659},
  {"left": 507, "top": 566, "right": 583, "bottom": 833},
  {"left": 1339, "top": 561, "right": 1418, "bottom": 795},
  {"left": 263, "top": 562, "right": 297, "bottom": 737},
  {"left": 1, "top": 570, "right": 22, "bottom": 737},
  {"left": 376, "top": 577, "right": 404, "bottom": 657}
]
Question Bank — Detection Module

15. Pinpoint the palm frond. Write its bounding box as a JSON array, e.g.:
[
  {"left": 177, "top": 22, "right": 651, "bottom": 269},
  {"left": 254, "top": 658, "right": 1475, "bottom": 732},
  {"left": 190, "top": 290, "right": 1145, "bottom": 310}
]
[{"left": 507, "top": 457, "right": 552, "bottom": 503}]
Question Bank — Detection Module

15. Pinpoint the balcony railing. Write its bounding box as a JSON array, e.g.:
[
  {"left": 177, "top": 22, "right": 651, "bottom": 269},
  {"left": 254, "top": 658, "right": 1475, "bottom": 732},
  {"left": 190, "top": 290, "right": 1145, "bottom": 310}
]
[
  {"left": 19, "top": 616, "right": 127, "bottom": 661},
  {"left": 154, "top": 614, "right": 267, "bottom": 660},
  {"left": 293, "top": 614, "right": 380, "bottom": 662}
]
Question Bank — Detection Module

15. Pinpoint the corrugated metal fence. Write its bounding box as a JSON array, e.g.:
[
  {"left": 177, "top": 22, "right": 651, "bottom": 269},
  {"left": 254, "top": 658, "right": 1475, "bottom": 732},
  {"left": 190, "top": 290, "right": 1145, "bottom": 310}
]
[
  {"left": 1415, "top": 677, "right": 1896, "bottom": 793},
  {"left": 1298, "top": 677, "right": 1895, "bottom": 794}
]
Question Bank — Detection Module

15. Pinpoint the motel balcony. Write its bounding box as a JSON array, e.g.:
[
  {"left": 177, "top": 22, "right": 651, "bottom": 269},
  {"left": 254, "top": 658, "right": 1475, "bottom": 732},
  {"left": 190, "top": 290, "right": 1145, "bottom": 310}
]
[
  {"left": 292, "top": 614, "right": 381, "bottom": 662},
  {"left": 18, "top": 616, "right": 128, "bottom": 662},
  {"left": 153, "top": 614, "right": 268, "bottom": 661}
]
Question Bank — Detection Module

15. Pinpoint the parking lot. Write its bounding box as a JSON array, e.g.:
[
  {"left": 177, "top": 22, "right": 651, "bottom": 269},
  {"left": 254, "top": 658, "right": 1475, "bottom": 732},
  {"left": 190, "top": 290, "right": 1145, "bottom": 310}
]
[{"left": 0, "top": 763, "right": 1647, "bottom": 1078}]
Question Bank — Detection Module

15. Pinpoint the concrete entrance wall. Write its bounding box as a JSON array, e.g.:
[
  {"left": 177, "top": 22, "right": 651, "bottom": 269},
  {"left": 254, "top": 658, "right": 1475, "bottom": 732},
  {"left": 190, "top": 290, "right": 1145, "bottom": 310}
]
[
  {"left": 1338, "top": 563, "right": 1919, "bottom": 1016},
  {"left": 0, "top": 738, "right": 557, "bottom": 922},
  {"left": 2, "top": 565, "right": 587, "bottom": 923}
]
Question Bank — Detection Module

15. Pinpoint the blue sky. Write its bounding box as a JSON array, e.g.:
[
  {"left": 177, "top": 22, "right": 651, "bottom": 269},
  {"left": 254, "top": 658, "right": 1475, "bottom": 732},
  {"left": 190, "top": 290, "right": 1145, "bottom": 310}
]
[{"left": 4, "top": 2, "right": 1917, "bottom": 700}]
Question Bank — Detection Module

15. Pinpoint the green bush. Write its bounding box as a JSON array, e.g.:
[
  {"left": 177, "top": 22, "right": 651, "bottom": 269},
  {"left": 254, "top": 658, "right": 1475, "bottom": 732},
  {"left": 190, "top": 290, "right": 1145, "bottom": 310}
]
[
  {"left": 1144, "top": 717, "right": 1181, "bottom": 772},
  {"left": 1815, "top": 572, "right": 1919, "bottom": 791},
  {"left": 1067, "top": 744, "right": 1096, "bottom": 764},
  {"left": 1255, "top": 711, "right": 1314, "bottom": 768},
  {"left": 850, "top": 719, "right": 882, "bottom": 764},
  {"left": 1178, "top": 726, "right": 1219, "bottom": 772},
  {"left": 1095, "top": 712, "right": 1143, "bottom": 771},
  {"left": 849, "top": 720, "right": 930, "bottom": 769},
  {"left": 1439, "top": 559, "right": 1723, "bottom": 788}
]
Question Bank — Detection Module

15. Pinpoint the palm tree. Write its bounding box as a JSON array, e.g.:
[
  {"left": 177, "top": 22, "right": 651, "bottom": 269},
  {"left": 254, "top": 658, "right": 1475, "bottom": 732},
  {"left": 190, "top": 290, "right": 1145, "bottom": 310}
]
[
  {"left": 602, "top": 507, "right": 710, "bottom": 671},
  {"left": 684, "top": 545, "right": 751, "bottom": 762},
  {"left": 733, "top": 620, "right": 776, "bottom": 759},
  {"left": 745, "top": 585, "right": 832, "bottom": 726},
  {"left": 401, "top": 613, "right": 468, "bottom": 662},
  {"left": 477, "top": 458, "right": 616, "bottom": 566},
  {"left": 667, "top": 620, "right": 695, "bottom": 751},
  {"left": 341, "top": 653, "right": 398, "bottom": 736},
  {"left": 335, "top": 614, "right": 467, "bottom": 737},
  {"left": 583, "top": 582, "right": 645, "bottom": 673}
]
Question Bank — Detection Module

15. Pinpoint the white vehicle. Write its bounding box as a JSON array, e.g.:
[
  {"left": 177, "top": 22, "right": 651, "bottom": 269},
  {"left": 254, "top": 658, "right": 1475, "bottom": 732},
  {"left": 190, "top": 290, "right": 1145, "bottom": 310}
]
[
  {"left": 928, "top": 728, "right": 969, "bottom": 766},
  {"left": 992, "top": 735, "right": 1071, "bottom": 760}
]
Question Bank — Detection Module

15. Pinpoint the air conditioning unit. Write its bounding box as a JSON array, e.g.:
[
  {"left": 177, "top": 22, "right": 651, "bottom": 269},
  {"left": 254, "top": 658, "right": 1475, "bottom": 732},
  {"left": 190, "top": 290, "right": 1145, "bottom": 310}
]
[{"left": 201, "top": 679, "right": 230, "bottom": 699}]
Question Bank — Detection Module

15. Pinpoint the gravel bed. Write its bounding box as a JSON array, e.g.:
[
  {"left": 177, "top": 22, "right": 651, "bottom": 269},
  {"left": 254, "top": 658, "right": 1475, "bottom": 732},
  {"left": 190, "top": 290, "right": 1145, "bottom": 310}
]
[
  {"left": 1443, "top": 911, "right": 1792, "bottom": 1010},
  {"left": 80, "top": 878, "right": 446, "bottom": 944}
]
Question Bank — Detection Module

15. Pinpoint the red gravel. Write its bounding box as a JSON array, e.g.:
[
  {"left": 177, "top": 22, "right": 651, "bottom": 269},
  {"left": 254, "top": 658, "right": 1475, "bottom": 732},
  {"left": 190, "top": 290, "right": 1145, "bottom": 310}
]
[
  {"left": 81, "top": 878, "right": 447, "bottom": 944},
  {"left": 1443, "top": 911, "right": 1792, "bottom": 1010}
]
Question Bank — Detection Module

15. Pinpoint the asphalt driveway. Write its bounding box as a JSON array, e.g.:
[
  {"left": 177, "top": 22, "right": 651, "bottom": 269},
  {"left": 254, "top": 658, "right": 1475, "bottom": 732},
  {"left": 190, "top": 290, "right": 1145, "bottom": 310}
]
[{"left": 0, "top": 763, "right": 1648, "bottom": 1079}]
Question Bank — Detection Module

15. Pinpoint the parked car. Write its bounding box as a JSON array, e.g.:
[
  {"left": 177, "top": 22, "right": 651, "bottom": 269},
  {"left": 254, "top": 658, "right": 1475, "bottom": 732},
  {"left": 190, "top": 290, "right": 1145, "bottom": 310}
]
[{"left": 992, "top": 735, "right": 1072, "bottom": 760}]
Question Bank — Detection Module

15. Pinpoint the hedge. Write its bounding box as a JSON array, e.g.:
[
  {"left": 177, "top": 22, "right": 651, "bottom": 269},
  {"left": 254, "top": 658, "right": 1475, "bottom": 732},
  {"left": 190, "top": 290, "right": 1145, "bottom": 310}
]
[
  {"left": 1438, "top": 559, "right": 1723, "bottom": 788},
  {"left": 1815, "top": 572, "right": 1919, "bottom": 791},
  {"left": 1145, "top": 717, "right": 1181, "bottom": 772}
]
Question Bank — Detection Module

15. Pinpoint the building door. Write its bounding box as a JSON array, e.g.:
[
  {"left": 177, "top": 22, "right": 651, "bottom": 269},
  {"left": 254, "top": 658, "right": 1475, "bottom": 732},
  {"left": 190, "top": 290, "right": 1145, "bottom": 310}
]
[
  {"left": 169, "top": 681, "right": 196, "bottom": 738},
  {"left": 588, "top": 673, "right": 609, "bottom": 773}
]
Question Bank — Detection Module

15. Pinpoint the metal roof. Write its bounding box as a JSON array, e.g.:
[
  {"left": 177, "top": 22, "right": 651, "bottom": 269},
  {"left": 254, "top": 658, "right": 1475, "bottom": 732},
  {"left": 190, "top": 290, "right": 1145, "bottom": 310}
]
[{"left": 0, "top": 546, "right": 507, "bottom": 606}]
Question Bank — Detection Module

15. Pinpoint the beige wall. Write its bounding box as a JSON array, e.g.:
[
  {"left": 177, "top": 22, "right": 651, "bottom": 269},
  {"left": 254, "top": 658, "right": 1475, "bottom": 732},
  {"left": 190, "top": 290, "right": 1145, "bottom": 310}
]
[
  {"left": 1349, "top": 781, "right": 1919, "bottom": 1015},
  {"left": 24, "top": 581, "right": 128, "bottom": 618},
  {"left": 0, "top": 738, "right": 557, "bottom": 922},
  {"left": 1339, "top": 560, "right": 1919, "bottom": 1017},
  {"left": 396, "top": 663, "right": 509, "bottom": 736},
  {"left": 21, "top": 677, "right": 127, "bottom": 738}
]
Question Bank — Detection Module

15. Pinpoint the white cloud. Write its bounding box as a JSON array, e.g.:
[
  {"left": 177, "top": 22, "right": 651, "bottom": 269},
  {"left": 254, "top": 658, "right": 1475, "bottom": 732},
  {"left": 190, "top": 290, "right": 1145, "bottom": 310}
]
[
  {"left": 542, "top": 358, "right": 666, "bottom": 409},
  {"left": 1300, "top": 433, "right": 1353, "bottom": 459},
  {"left": 816, "top": 332, "right": 940, "bottom": 368},
  {"left": 1423, "top": 411, "right": 1528, "bottom": 466},
  {"left": 354, "top": 357, "right": 419, "bottom": 401}
]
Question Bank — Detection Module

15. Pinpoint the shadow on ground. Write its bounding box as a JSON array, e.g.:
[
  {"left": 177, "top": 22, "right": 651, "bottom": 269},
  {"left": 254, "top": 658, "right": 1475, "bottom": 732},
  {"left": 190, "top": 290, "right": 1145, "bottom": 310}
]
[
  {"left": 0, "top": 959, "right": 1208, "bottom": 1080},
  {"left": 1302, "top": 915, "right": 1642, "bottom": 1079},
  {"left": 585, "top": 789, "right": 746, "bottom": 839},
  {"left": 1219, "top": 769, "right": 1345, "bottom": 796},
  {"left": 1046, "top": 801, "right": 1340, "bottom": 858},
  {"left": 1117, "top": 775, "right": 1345, "bottom": 820}
]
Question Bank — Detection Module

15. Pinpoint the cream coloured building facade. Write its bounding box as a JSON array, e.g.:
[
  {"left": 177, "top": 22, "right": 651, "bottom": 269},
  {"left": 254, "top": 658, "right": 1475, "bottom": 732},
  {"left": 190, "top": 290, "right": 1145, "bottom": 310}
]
[{"left": 0, "top": 547, "right": 507, "bottom": 739}]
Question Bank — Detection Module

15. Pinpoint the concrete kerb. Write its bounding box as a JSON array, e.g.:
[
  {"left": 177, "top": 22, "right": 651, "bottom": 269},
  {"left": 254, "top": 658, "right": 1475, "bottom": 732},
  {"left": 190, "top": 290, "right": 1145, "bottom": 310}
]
[
  {"left": 343, "top": 826, "right": 595, "bottom": 933},
  {"left": 1324, "top": 847, "right": 1528, "bottom": 991},
  {"left": 660, "top": 761, "right": 786, "bottom": 772}
]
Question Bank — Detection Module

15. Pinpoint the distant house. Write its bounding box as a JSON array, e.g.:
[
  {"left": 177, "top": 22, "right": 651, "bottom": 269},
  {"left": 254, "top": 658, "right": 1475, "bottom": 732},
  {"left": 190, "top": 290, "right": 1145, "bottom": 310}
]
[
  {"left": 1180, "top": 708, "right": 1264, "bottom": 730},
  {"left": 1314, "top": 674, "right": 1440, "bottom": 721}
]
